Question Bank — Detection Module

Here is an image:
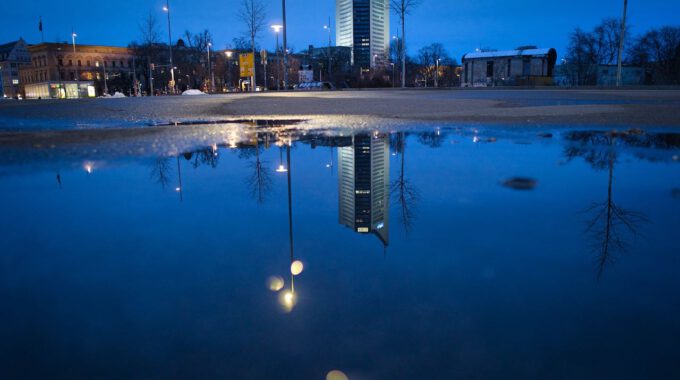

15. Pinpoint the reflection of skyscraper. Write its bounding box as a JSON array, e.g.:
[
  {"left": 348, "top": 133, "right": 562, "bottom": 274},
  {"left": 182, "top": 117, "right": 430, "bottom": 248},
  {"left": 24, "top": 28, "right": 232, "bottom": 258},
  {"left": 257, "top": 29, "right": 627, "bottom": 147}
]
[{"left": 338, "top": 133, "right": 389, "bottom": 246}]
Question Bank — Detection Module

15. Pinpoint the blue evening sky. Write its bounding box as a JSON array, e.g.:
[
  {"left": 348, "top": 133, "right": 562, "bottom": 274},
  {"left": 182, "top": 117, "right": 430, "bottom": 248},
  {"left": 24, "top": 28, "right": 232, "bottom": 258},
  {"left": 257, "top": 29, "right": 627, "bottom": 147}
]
[{"left": 2, "top": 0, "right": 679, "bottom": 61}]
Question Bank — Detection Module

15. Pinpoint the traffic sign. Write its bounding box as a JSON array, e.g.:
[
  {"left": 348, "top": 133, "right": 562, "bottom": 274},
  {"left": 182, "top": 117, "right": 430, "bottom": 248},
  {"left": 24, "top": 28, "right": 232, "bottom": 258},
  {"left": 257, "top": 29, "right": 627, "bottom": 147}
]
[{"left": 239, "top": 53, "right": 255, "bottom": 77}]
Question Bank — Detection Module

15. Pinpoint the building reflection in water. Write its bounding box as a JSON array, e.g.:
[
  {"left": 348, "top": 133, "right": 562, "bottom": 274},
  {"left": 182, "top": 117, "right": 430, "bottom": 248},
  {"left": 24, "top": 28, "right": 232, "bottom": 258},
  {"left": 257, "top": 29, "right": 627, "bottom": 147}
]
[{"left": 338, "top": 132, "right": 390, "bottom": 247}]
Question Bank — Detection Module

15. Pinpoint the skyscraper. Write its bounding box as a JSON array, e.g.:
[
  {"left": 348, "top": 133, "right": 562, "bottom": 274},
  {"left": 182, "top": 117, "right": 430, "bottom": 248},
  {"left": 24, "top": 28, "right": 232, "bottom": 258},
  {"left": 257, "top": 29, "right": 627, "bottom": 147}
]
[
  {"left": 338, "top": 133, "right": 390, "bottom": 246},
  {"left": 336, "top": 0, "right": 390, "bottom": 70}
]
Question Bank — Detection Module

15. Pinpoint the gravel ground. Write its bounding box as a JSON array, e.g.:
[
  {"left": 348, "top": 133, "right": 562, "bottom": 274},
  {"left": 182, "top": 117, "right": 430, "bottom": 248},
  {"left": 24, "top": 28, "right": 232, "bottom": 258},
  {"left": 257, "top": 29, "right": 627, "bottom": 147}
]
[{"left": 2, "top": 89, "right": 680, "bottom": 130}]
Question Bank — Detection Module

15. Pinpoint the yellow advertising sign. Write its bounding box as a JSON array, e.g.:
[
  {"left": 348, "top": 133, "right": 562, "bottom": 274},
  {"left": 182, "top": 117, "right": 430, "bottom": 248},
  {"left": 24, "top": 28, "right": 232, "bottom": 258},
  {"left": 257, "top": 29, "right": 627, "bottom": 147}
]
[{"left": 239, "top": 53, "right": 255, "bottom": 77}]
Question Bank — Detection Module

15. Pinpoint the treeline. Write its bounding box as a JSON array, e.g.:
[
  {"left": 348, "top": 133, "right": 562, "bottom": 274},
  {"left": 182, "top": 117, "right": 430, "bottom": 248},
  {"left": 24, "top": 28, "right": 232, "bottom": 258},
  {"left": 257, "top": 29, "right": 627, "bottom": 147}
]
[{"left": 566, "top": 18, "right": 680, "bottom": 85}]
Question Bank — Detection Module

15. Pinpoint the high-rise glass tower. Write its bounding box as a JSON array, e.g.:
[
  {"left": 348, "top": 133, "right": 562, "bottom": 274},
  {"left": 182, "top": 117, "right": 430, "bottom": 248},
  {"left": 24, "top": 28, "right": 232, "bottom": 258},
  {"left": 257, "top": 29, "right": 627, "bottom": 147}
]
[
  {"left": 336, "top": 0, "right": 390, "bottom": 70},
  {"left": 338, "top": 133, "right": 390, "bottom": 247}
]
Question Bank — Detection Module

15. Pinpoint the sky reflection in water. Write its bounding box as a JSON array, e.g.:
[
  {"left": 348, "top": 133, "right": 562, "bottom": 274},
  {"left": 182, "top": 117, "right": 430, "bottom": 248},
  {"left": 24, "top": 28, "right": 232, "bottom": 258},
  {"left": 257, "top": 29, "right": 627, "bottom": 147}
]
[{"left": 0, "top": 124, "right": 679, "bottom": 379}]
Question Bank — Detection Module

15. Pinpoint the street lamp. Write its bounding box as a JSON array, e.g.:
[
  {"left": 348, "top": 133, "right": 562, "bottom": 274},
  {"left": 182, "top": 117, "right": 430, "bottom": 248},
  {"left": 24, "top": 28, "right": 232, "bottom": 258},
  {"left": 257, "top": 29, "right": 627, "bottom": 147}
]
[
  {"left": 276, "top": 146, "right": 288, "bottom": 172},
  {"left": 163, "top": 1, "right": 176, "bottom": 94},
  {"left": 207, "top": 42, "right": 215, "bottom": 93},
  {"left": 435, "top": 58, "right": 440, "bottom": 88},
  {"left": 271, "top": 24, "right": 283, "bottom": 91},
  {"left": 72, "top": 30, "right": 79, "bottom": 98},
  {"left": 225, "top": 51, "right": 233, "bottom": 91},
  {"left": 96, "top": 61, "right": 108, "bottom": 95},
  {"left": 390, "top": 62, "right": 395, "bottom": 88},
  {"left": 323, "top": 18, "right": 331, "bottom": 78},
  {"left": 281, "top": 0, "right": 289, "bottom": 89}
]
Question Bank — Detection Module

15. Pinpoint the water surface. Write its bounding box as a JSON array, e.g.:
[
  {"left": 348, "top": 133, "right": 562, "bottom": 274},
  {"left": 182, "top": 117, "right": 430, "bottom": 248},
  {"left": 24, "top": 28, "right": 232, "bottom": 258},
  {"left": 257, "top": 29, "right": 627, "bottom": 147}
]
[{"left": 1, "top": 123, "right": 679, "bottom": 379}]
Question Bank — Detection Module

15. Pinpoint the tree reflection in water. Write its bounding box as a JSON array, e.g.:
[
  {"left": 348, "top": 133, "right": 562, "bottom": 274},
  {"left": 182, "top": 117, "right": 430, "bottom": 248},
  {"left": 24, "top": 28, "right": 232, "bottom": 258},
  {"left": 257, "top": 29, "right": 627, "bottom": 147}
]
[
  {"left": 390, "top": 131, "right": 419, "bottom": 233},
  {"left": 149, "top": 157, "right": 173, "bottom": 188},
  {"left": 565, "top": 130, "right": 649, "bottom": 278},
  {"left": 245, "top": 135, "right": 272, "bottom": 204}
]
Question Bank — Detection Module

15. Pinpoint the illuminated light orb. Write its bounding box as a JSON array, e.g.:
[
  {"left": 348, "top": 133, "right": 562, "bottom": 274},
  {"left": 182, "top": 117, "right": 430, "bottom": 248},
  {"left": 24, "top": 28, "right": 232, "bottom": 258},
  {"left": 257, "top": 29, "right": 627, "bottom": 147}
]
[
  {"left": 83, "top": 163, "right": 93, "bottom": 174},
  {"left": 326, "top": 370, "right": 349, "bottom": 380},
  {"left": 278, "top": 291, "right": 296, "bottom": 312},
  {"left": 175, "top": 187, "right": 181, "bottom": 192},
  {"left": 290, "top": 260, "right": 304, "bottom": 276},
  {"left": 267, "top": 276, "right": 285, "bottom": 292}
]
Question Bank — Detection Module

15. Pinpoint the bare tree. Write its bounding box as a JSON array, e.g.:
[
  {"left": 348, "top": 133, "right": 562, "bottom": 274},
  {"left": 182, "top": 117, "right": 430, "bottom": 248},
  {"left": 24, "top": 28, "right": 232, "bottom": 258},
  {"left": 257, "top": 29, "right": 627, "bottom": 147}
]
[
  {"left": 566, "top": 18, "right": 631, "bottom": 85},
  {"left": 139, "top": 11, "right": 161, "bottom": 45},
  {"left": 245, "top": 137, "right": 272, "bottom": 204},
  {"left": 238, "top": 0, "right": 267, "bottom": 92},
  {"left": 391, "top": 0, "right": 421, "bottom": 88},
  {"left": 150, "top": 157, "right": 173, "bottom": 188},
  {"left": 564, "top": 131, "right": 648, "bottom": 278},
  {"left": 629, "top": 26, "right": 680, "bottom": 85},
  {"left": 584, "top": 144, "right": 647, "bottom": 279},
  {"left": 390, "top": 132, "right": 418, "bottom": 233},
  {"left": 417, "top": 43, "right": 448, "bottom": 87}
]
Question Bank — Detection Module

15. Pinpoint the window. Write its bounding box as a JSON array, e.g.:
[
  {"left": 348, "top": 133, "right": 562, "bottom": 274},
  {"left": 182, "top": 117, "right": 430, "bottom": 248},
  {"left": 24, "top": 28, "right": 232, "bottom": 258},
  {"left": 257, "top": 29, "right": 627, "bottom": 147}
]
[
  {"left": 78, "top": 60, "right": 82, "bottom": 67},
  {"left": 486, "top": 61, "right": 494, "bottom": 78},
  {"left": 464, "top": 63, "right": 469, "bottom": 83},
  {"left": 68, "top": 59, "right": 72, "bottom": 66},
  {"left": 86, "top": 60, "right": 90, "bottom": 67},
  {"left": 112, "top": 61, "right": 116, "bottom": 68},
  {"left": 507, "top": 59, "right": 512, "bottom": 77},
  {"left": 70, "top": 72, "right": 75, "bottom": 80},
  {"left": 58, "top": 58, "right": 64, "bottom": 66}
]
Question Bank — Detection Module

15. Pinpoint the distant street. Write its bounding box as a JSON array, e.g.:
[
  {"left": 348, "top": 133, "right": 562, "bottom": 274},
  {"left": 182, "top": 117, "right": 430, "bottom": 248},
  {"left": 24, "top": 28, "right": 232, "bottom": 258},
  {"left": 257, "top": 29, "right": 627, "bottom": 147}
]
[{"left": 2, "top": 89, "right": 680, "bottom": 132}]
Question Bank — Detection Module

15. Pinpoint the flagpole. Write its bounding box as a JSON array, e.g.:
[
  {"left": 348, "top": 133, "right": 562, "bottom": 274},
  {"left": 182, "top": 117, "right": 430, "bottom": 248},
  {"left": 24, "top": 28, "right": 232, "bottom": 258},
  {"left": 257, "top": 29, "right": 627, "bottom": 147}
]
[{"left": 39, "top": 17, "right": 44, "bottom": 43}]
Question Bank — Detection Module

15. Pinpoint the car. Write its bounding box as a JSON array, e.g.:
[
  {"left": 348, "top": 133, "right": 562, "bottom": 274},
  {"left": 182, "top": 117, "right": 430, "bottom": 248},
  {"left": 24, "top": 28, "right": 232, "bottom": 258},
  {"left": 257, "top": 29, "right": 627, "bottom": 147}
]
[{"left": 294, "top": 81, "right": 335, "bottom": 91}]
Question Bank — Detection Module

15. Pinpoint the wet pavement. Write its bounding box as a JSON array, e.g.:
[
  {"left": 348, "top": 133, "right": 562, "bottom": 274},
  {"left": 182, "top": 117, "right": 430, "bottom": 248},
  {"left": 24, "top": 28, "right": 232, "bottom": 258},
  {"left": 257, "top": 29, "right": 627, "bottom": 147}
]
[{"left": 1, "top": 122, "right": 679, "bottom": 379}]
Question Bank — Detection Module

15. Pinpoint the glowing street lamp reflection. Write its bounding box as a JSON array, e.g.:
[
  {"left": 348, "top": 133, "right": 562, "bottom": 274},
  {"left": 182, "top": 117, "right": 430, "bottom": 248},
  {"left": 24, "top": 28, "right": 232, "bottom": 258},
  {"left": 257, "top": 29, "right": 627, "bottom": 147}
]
[
  {"left": 279, "top": 290, "right": 296, "bottom": 311},
  {"left": 267, "top": 276, "right": 285, "bottom": 291},
  {"left": 290, "top": 260, "right": 304, "bottom": 275},
  {"left": 326, "top": 370, "right": 349, "bottom": 380}
]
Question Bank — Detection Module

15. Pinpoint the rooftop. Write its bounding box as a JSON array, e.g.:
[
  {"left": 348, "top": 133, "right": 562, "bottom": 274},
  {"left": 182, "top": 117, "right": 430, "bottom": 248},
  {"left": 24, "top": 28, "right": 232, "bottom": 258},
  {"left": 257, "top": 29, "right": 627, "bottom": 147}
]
[{"left": 463, "top": 48, "right": 556, "bottom": 60}]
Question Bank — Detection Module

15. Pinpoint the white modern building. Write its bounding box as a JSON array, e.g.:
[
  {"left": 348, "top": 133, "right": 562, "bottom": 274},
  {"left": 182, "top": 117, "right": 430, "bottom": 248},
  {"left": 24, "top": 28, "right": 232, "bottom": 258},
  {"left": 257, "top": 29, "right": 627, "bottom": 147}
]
[
  {"left": 338, "top": 133, "right": 390, "bottom": 246},
  {"left": 336, "top": 0, "right": 389, "bottom": 70}
]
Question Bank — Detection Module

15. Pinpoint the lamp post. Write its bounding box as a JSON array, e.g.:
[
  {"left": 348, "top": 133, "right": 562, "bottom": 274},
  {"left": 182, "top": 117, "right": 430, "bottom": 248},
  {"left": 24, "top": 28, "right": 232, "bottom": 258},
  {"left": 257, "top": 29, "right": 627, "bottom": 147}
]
[
  {"left": 390, "top": 62, "right": 395, "bottom": 88},
  {"left": 262, "top": 49, "right": 268, "bottom": 90},
  {"left": 392, "top": 35, "right": 399, "bottom": 87},
  {"left": 271, "top": 25, "right": 282, "bottom": 91},
  {"left": 225, "top": 51, "right": 233, "bottom": 91},
  {"left": 207, "top": 42, "right": 215, "bottom": 93},
  {"left": 435, "top": 58, "right": 440, "bottom": 88},
  {"left": 96, "top": 61, "right": 108, "bottom": 95},
  {"left": 616, "top": 0, "right": 628, "bottom": 87},
  {"left": 71, "top": 30, "right": 79, "bottom": 98},
  {"left": 162, "top": 1, "right": 176, "bottom": 94},
  {"left": 323, "top": 18, "right": 331, "bottom": 78},
  {"left": 282, "top": 0, "right": 289, "bottom": 89}
]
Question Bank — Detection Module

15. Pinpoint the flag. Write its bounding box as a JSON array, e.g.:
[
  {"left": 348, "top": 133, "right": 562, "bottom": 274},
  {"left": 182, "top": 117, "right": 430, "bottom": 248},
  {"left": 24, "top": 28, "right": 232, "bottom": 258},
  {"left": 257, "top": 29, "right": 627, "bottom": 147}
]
[{"left": 38, "top": 17, "right": 43, "bottom": 32}]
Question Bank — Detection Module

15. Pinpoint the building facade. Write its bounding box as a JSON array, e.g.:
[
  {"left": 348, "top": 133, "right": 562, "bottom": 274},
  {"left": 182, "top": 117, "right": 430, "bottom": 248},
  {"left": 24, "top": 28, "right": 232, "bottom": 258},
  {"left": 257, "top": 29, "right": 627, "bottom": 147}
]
[
  {"left": 338, "top": 133, "right": 390, "bottom": 246},
  {"left": 553, "top": 64, "right": 645, "bottom": 87},
  {"left": 19, "top": 43, "right": 141, "bottom": 98},
  {"left": 336, "top": 0, "right": 389, "bottom": 70},
  {"left": 0, "top": 39, "right": 31, "bottom": 98},
  {"left": 461, "top": 47, "right": 557, "bottom": 87}
]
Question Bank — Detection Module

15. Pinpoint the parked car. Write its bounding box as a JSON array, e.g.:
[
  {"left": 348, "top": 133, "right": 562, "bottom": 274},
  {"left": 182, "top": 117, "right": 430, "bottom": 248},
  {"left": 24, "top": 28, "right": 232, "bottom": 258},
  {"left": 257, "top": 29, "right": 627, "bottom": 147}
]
[{"left": 294, "top": 81, "right": 335, "bottom": 91}]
